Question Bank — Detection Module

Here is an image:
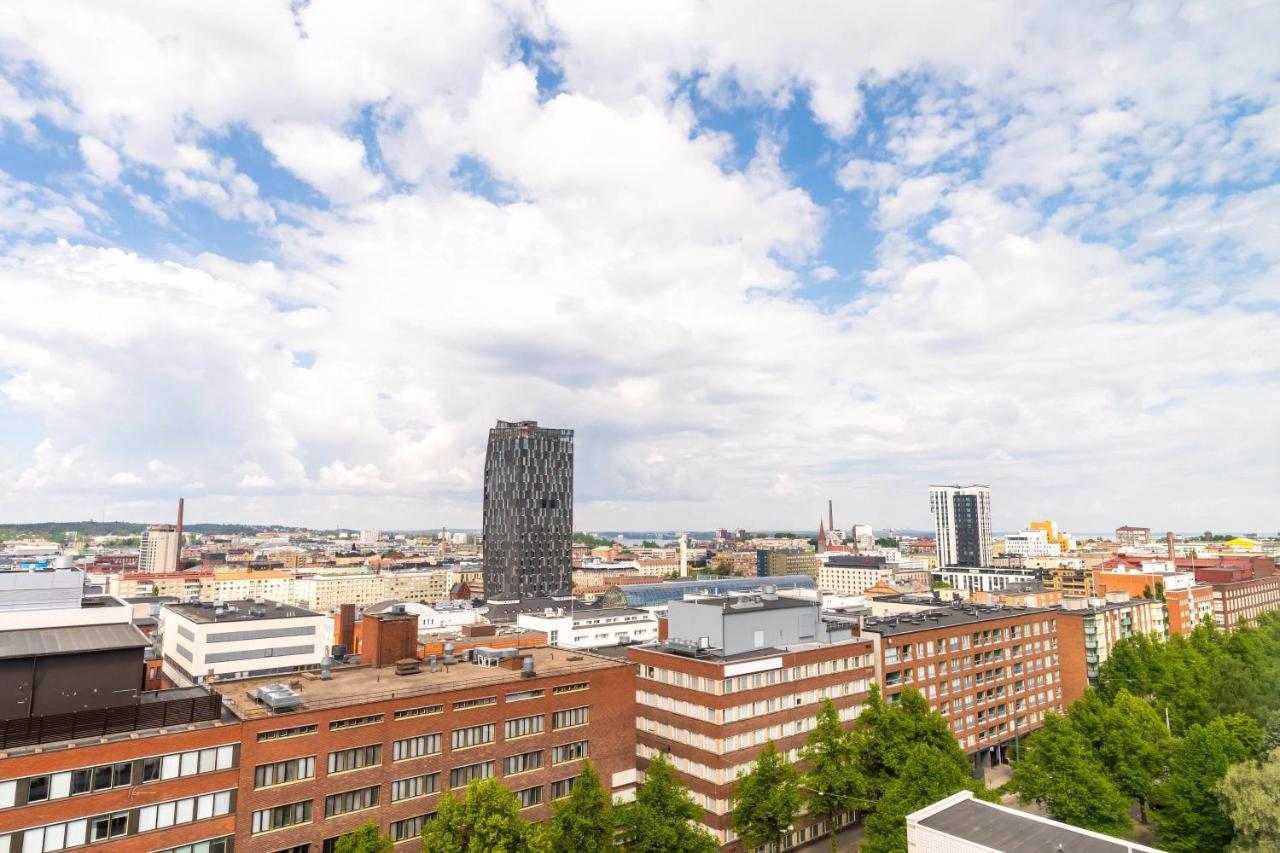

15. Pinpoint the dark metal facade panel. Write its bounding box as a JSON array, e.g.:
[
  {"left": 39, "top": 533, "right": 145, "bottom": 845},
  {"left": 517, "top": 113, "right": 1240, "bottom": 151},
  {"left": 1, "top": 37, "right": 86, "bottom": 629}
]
[{"left": 482, "top": 420, "right": 574, "bottom": 602}]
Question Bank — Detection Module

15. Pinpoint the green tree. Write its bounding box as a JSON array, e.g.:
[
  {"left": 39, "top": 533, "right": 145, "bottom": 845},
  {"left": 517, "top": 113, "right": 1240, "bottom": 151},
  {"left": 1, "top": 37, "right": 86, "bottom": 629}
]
[
  {"left": 1100, "top": 690, "right": 1170, "bottom": 821},
  {"left": 549, "top": 760, "right": 615, "bottom": 853},
  {"left": 802, "top": 700, "right": 870, "bottom": 851},
  {"left": 1220, "top": 747, "right": 1280, "bottom": 852},
  {"left": 618, "top": 754, "right": 717, "bottom": 853},
  {"left": 732, "top": 740, "right": 802, "bottom": 853},
  {"left": 639, "top": 540, "right": 659, "bottom": 548},
  {"left": 862, "top": 742, "right": 977, "bottom": 853},
  {"left": 335, "top": 820, "right": 393, "bottom": 853},
  {"left": 1153, "top": 714, "right": 1262, "bottom": 853},
  {"left": 1011, "top": 713, "right": 1132, "bottom": 837},
  {"left": 422, "top": 779, "right": 544, "bottom": 853}
]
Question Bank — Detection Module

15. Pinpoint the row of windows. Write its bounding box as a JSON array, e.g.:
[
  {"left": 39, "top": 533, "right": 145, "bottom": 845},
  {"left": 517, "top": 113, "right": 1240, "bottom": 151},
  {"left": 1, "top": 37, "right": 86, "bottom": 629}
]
[
  {"left": 328, "top": 746, "right": 381, "bottom": 774},
  {"left": 637, "top": 655, "right": 870, "bottom": 695},
  {"left": 0, "top": 745, "right": 236, "bottom": 809},
  {"left": 255, "top": 756, "right": 315, "bottom": 788},
  {"left": 393, "top": 734, "right": 441, "bottom": 761},
  {"left": 451, "top": 724, "right": 495, "bottom": 750},
  {"left": 253, "top": 801, "right": 312, "bottom": 834},
  {"left": 330, "top": 714, "right": 384, "bottom": 730},
  {"left": 324, "top": 786, "right": 379, "bottom": 818},
  {"left": 635, "top": 681, "right": 864, "bottom": 725},
  {"left": 2, "top": 791, "right": 235, "bottom": 853}
]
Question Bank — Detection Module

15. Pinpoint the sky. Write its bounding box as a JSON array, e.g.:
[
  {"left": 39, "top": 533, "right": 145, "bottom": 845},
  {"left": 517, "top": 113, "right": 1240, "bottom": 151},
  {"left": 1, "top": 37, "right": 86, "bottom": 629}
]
[{"left": 0, "top": 1, "right": 1277, "bottom": 534}]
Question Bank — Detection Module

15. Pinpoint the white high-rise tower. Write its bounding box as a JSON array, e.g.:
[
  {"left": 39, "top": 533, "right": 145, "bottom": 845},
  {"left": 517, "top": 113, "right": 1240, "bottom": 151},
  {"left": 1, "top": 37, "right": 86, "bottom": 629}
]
[{"left": 929, "top": 485, "right": 992, "bottom": 567}]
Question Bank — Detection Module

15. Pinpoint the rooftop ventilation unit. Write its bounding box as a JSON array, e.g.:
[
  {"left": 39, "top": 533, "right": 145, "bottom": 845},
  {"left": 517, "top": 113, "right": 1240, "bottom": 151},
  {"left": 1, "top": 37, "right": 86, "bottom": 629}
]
[
  {"left": 255, "top": 683, "right": 302, "bottom": 711},
  {"left": 395, "top": 659, "right": 420, "bottom": 676}
]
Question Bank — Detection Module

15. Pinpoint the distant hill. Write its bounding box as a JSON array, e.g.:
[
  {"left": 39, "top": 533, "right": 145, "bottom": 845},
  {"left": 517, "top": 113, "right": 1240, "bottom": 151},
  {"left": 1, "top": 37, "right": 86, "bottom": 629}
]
[{"left": 0, "top": 520, "right": 297, "bottom": 539}]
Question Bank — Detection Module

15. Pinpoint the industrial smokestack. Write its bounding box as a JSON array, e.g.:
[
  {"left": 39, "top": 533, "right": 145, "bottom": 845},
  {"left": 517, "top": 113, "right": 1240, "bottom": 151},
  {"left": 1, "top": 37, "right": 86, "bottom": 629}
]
[
  {"left": 828, "top": 499, "right": 834, "bottom": 532},
  {"left": 175, "top": 498, "right": 185, "bottom": 571},
  {"left": 1166, "top": 530, "right": 1175, "bottom": 562}
]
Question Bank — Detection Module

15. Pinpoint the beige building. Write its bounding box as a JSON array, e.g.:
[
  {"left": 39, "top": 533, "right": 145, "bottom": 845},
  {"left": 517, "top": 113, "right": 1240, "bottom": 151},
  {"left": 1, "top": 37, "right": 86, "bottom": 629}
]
[
  {"left": 212, "top": 570, "right": 296, "bottom": 603},
  {"left": 138, "top": 524, "right": 180, "bottom": 573}
]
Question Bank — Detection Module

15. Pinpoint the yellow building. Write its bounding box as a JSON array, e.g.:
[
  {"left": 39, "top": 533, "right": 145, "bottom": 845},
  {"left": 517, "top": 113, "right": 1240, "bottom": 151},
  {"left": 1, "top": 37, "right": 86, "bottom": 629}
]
[{"left": 1030, "top": 520, "right": 1072, "bottom": 553}]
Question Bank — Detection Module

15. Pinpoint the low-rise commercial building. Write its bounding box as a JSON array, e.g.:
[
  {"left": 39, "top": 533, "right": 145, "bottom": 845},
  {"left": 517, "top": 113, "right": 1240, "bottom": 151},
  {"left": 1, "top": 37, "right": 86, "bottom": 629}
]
[
  {"left": 932, "top": 566, "right": 1042, "bottom": 595},
  {"left": 515, "top": 607, "right": 658, "bottom": 649},
  {"left": 628, "top": 592, "right": 874, "bottom": 850},
  {"left": 857, "top": 603, "right": 1064, "bottom": 770}
]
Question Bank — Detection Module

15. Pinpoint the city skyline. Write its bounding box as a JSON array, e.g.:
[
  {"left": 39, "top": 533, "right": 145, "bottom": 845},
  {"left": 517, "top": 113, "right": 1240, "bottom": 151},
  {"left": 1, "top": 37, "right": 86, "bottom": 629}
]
[{"left": 1, "top": 4, "right": 1277, "bottom": 532}]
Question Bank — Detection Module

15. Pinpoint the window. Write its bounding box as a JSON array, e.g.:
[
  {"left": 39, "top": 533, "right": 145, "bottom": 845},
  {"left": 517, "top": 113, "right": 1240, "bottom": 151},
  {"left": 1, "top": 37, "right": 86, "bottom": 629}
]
[
  {"left": 390, "top": 814, "right": 435, "bottom": 842},
  {"left": 27, "top": 776, "right": 49, "bottom": 802},
  {"left": 254, "top": 757, "right": 315, "bottom": 788},
  {"left": 252, "top": 801, "right": 312, "bottom": 834},
  {"left": 451, "top": 724, "right": 495, "bottom": 750},
  {"left": 394, "top": 704, "right": 443, "bottom": 720},
  {"left": 552, "top": 707, "right": 589, "bottom": 730},
  {"left": 504, "top": 715, "right": 544, "bottom": 739},
  {"left": 328, "top": 745, "right": 382, "bottom": 774},
  {"left": 503, "top": 750, "right": 542, "bottom": 775},
  {"left": 552, "top": 741, "right": 588, "bottom": 765},
  {"left": 451, "top": 696, "right": 496, "bottom": 711},
  {"left": 551, "top": 778, "right": 576, "bottom": 800},
  {"left": 394, "top": 734, "right": 441, "bottom": 761},
  {"left": 258, "top": 724, "right": 318, "bottom": 742},
  {"left": 137, "top": 791, "right": 234, "bottom": 833},
  {"left": 330, "top": 714, "right": 384, "bottom": 730},
  {"left": 154, "top": 836, "right": 232, "bottom": 853},
  {"left": 552, "top": 682, "right": 588, "bottom": 695},
  {"left": 391, "top": 773, "right": 439, "bottom": 802},
  {"left": 89, "top": 812, "right": 129, "bottom": 841},
  {"left": 516, "top": 787, "right": 543, "bottom": 808},
  {"left": 505, "top": 689, "right": 543, "bottom": 702},
  {"left": 325, "top": 786, "right": 379, "bottom": 817},
  {"left": 449, "top": 761, "right": 494, "bottom": 788}
]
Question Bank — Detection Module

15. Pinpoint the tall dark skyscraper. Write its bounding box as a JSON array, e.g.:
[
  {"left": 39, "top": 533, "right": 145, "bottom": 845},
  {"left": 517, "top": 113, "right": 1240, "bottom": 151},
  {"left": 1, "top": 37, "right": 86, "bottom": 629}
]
[{"left": 482, "top": 419, "right": 574, "bottom": 603}]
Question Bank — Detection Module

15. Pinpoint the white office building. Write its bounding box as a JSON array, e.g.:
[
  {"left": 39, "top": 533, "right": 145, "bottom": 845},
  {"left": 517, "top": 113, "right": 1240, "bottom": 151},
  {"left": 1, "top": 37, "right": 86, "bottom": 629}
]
[
  {"left": 1004, "top": 529, "right": 1058, "bottom": 557},
  {"left": 159, "top": 599, "right": 327, "bottom": 686},
  {"left": 516, "top": 607, "right": 659, "bottom": 649}
]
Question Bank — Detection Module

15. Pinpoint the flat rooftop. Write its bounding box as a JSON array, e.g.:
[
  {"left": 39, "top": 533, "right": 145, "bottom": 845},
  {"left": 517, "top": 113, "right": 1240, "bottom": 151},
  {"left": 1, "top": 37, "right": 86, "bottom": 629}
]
[
  {"left": 859, "top": 604, "right": 1052, "bottom": 636},
  {"left": 165, "top": 599, "right": 320, "bottom": 624},
  {"left": 213, "top": 646, "right": 624, "bottom": 719},
  {"left": 0, "top": 622, "right": 149, "bottom": 659},
  {"left": 912, "top": 791, "right": 1162, "bottom": 852}
]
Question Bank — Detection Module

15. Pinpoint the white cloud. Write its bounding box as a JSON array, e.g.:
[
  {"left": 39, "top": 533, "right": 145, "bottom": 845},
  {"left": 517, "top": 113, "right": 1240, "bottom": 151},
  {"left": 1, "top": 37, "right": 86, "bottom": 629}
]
[
  {"left": 78, "top": 136, "right": 121, "bottom": 183},
  {"left": 0, "top": 2, "right": 1276, "bottom": 533}
]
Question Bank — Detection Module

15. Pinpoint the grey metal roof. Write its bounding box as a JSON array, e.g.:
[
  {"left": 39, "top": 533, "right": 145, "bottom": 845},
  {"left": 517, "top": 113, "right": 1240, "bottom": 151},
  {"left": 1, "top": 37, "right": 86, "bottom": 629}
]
[
  {"left": 918, "top": 795, "right": 1145, "bottom": 853},
  {"left": 0, "top": 622, "right": 150, "bottom": 659}
]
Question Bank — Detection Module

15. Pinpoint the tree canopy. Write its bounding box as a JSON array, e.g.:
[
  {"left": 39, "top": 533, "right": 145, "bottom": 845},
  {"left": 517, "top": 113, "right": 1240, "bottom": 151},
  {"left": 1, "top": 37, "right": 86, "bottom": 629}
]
[
  {"left": 549, "top": 760, "right": 616, "bottom": 853},
  {"left": 618, "top": 754, "right": 718, "bottom": 853},
  {"left": 731, "top": 740, "right": 802, "bottom": 852}
]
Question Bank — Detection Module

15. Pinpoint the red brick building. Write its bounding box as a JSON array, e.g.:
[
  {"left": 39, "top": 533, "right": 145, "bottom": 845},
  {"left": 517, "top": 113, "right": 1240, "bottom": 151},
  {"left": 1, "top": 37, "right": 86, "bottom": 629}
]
[
  {"left": 857, "top": 604, "right": 1064, "bottom": 769},
  {"left": 1196, "top": 567, "right": 1280, "bottom": 632},
  {"left": 217, "top": 646, "right": 635, "bottom": 853},
  {"left": 0, "top": 691, "right": 235, "bottom": 853},
  {"left": 628, "top": 594, "right": 874, "bottom": 850}
]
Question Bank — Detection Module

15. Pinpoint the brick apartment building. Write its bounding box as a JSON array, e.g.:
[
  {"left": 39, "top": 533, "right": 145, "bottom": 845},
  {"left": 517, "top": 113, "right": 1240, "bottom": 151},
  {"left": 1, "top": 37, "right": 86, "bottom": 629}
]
[
  {"left": 1054, "top": 593, "right": 1167, "bottom": 704},
  {"left": 218, "top": 645, "right": 635, "bottom": 853},
  {"left": 856, "top": 603, "right": 1065, "bottom": 770},
  {"left": 628, "top": 592, "right": 874, "bottom": 850},
  {"left": 1092, "top": 566, "right": 1213, "bottom": 638},
  {"left": 1196, "top": 566, "right": 1280, "bottom": 632}
]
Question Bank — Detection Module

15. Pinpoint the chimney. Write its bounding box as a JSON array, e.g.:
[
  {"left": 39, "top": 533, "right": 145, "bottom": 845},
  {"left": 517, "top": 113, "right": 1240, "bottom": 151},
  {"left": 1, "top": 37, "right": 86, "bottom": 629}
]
[
  {"left": 1166, "top": 531, "right": 1175, "bottom": 562},
  {"left": 174, "top": 497, "right": 185, "bottom": 570},
  {"left": 828, "top": 499, "right": 834, "bottom": 532},
  {"left": 365, "top": 609, "right": 419, "bottom": 668},
  {"left": 337, "top": 603, "right": 356, "bottom": 650}
]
